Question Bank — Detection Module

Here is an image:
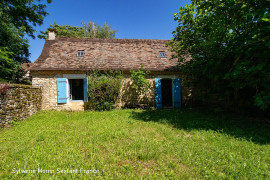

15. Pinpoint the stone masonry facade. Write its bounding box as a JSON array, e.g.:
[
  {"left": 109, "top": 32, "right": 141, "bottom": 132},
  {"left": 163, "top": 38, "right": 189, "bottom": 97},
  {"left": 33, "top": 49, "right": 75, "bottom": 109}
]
[
  {"left": 31, "top": 71, "right": 156, "bottom": 111},
  {"left": 31, "top": 71, "right": 85, "bottom": 111},
  {"left": 118, "top": 77, "right": 155, "bottom": 108}
]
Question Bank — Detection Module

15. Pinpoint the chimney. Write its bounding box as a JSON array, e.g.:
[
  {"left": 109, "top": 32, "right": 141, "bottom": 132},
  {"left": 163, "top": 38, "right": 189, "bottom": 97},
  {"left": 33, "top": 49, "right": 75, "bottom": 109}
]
[{"left": 48, "top": 29, "right": 56, "bottom": 40}]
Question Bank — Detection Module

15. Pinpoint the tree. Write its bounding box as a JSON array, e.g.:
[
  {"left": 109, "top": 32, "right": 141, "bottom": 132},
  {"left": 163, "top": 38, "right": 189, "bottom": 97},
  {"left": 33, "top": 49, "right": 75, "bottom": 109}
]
[
  {"left": 39, "top": 21, "right": 117, "bottom": 39},
  {"left": 0, "top": 47, "right": 19, "bottom": 81},
  {"left": 170, "top": 0, "right": 270, "bottom": 115},
  {"left": 0, "top": 0, "right": 52, "bottom": 82}
]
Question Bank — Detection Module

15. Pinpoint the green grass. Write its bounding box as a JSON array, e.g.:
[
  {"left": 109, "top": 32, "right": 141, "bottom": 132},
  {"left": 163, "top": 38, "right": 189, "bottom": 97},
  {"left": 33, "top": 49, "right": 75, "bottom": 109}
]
[{"left": 0, "top": 109, "right": 269, "bottom": 179}]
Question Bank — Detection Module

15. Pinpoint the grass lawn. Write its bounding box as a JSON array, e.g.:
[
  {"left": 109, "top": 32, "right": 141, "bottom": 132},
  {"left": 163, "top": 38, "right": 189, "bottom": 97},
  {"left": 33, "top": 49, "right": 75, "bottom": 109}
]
[{"left": 0, "top": 109, "right": 270, "bottom": 179}]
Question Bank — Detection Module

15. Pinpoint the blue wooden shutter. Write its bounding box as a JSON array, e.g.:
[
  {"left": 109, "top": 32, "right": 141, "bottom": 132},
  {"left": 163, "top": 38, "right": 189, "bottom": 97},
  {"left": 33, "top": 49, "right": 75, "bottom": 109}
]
[
  {"left": 173, "top": 78, "right": 181, "bottom": 108},
  {"left": 83, "top": 78, "right": 88, "bottom": 102},
  {"left": 155, "top": 78, "right": 162, "bottom": 109},
  {"left": 57, "top": 78, "right": 67, "bottom": 103}
]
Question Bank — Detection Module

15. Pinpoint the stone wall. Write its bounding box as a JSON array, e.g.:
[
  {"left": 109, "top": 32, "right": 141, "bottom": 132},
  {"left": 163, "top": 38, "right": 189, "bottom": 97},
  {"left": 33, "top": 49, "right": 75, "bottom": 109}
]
[
  {"left": 32, "top": 71, "right": 155, "bottom": 110},
  {"left": 32, "top": 73, "right": 57, "bottom": 109},
  {"left": 0, "top": 84, "right": 42, "bottom": 127},
  {"left": 31, "top": 72, "right": 85, "bottom": 111},
  {"left": 31, "top": 71, "right": 184, "bottom": 111},
  {"left": 118, "top": 78, "right": 155, "bottom": 108}
]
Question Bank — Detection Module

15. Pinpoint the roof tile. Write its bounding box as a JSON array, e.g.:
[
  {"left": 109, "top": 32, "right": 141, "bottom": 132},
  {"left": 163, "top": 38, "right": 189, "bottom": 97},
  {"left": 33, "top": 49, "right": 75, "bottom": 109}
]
[{"left": 30, "top": 37, "right": 179, "bottom": 71}]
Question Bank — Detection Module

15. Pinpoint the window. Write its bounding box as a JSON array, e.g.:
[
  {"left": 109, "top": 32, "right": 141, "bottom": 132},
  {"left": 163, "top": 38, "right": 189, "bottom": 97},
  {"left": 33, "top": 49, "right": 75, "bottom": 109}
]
[
  {"left": 69, "top": 79, "right": 84, "bottom": 100},
  {"left": 160, "top": 52, "right": 166, "bottom": 58},
  {"left": 77, "top": 50, "right": 85, "bottom": 57},
  {"left": 57, "top": 77, "right": 88, "bottom": 103}
]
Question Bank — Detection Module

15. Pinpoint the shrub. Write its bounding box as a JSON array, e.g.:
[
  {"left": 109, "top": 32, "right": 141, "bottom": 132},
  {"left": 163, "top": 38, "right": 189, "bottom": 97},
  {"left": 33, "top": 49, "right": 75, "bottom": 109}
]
[
  {"left": 130, "top": 66, "right": 151, "bottom": 95},
  {"left": 86, "top": 70, "right": 122, "bottom": 111}
]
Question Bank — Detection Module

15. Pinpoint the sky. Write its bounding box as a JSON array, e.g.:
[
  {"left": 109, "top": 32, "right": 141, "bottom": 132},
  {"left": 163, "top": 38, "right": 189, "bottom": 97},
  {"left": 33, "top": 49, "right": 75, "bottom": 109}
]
[{"left": 28, "top": 0, "right": 191, "bottom": 62}]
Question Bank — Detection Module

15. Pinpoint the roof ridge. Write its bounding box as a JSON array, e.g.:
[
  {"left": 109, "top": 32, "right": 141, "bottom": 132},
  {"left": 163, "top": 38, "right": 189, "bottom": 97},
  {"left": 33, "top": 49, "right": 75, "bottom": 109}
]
[{"left": 55, "top": 37, "right": 170, "bottom": 43}]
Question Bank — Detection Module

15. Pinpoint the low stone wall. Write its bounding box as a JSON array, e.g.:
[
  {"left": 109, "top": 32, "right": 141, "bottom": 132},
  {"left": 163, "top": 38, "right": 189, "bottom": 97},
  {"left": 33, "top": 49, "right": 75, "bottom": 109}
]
[{"left": 0, "top": 84, "right": 42, "bottom": 127}]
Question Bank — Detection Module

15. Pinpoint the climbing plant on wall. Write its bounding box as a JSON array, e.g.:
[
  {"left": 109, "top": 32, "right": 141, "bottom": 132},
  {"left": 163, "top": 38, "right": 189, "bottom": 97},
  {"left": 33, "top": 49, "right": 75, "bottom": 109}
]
[{"left": 130, "top": 66, "right": 151, "bottom": 95}]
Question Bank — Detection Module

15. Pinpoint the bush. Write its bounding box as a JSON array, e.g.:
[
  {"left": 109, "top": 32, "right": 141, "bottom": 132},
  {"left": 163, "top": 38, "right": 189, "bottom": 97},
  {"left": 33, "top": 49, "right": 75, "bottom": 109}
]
[
  {"left": 130, "top": 66, "right": 150, "bottom": 95},
  {"left": 86, "top": 70, "right": 122, "bottom": 111}
]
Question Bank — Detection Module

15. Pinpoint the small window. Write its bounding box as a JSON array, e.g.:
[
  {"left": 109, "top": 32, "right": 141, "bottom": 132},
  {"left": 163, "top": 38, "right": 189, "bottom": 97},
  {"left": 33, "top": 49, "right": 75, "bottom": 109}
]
[
  {"left": 160, "top": 52, "right": 166, "bottom": 58},
  {"left": 77, "top": 50, "right": 85, "bottom": 57}
]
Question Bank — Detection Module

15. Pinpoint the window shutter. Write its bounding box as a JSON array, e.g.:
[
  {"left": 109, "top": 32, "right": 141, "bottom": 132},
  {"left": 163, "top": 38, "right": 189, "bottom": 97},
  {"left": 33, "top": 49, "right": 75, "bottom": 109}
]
[
  {"left": 173, "top": 78, "right": 181, "bottom": 108},
  {"left": 155, "top": 78, "right": 162, "bottom": 109},
  {"left": 83, "top": 78, "right": 88, "bottom": 102},
  {"left": 57, "top": 78, "right": 67, "bottom": 103}
]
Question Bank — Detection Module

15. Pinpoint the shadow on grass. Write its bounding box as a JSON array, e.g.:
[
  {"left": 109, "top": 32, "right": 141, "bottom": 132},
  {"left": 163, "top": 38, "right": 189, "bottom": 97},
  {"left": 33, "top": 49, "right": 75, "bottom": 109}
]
[{"left": 129, "top": 108, "right": 270, "bottom": 145}]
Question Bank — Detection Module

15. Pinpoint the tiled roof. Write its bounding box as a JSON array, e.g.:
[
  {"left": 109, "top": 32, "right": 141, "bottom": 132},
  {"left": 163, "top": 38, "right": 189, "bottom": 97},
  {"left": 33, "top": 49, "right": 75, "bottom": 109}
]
[
  {"left": 21, "top": 63, "right": 33, "bottom": 71},
  {"left": 30, "top": 37, "right": 179, "bottom": 71}
]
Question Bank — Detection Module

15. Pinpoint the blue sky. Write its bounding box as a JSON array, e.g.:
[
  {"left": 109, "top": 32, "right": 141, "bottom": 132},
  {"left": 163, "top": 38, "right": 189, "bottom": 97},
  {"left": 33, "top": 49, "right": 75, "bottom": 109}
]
[{"left": 28, "top": 0, "right": 191, "bottom": 62}]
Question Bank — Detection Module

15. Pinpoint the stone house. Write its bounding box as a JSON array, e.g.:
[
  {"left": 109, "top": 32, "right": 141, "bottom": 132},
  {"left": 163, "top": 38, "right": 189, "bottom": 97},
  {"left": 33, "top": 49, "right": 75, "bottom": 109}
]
[
  {"left": 29, "top": 31, "right": 181, "bottom": 111},
  {"left": 21, "top": 63, "right": 33, "bottom": 82}
]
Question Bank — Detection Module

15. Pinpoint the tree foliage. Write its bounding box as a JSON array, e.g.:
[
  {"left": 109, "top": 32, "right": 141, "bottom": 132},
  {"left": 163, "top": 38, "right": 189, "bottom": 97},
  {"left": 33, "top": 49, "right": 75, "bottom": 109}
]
[
  {"left": 39, "top": 21, "right": 117, "bottom": 39},
  {"left": 0, "top": 0, "right": 51, "bottom": 82},
  {"left": 170, "top": 0, "right": 270, "bottom": 114},
  {"left": 0, "top": 47, "right": 19, "bottom": 81}
]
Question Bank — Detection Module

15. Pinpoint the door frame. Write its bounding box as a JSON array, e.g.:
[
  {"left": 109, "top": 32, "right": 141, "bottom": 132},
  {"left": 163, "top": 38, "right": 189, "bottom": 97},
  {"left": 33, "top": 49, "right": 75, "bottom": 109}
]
[{"left": 156, "top": 75, "right": 178, "bottom": 108}]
